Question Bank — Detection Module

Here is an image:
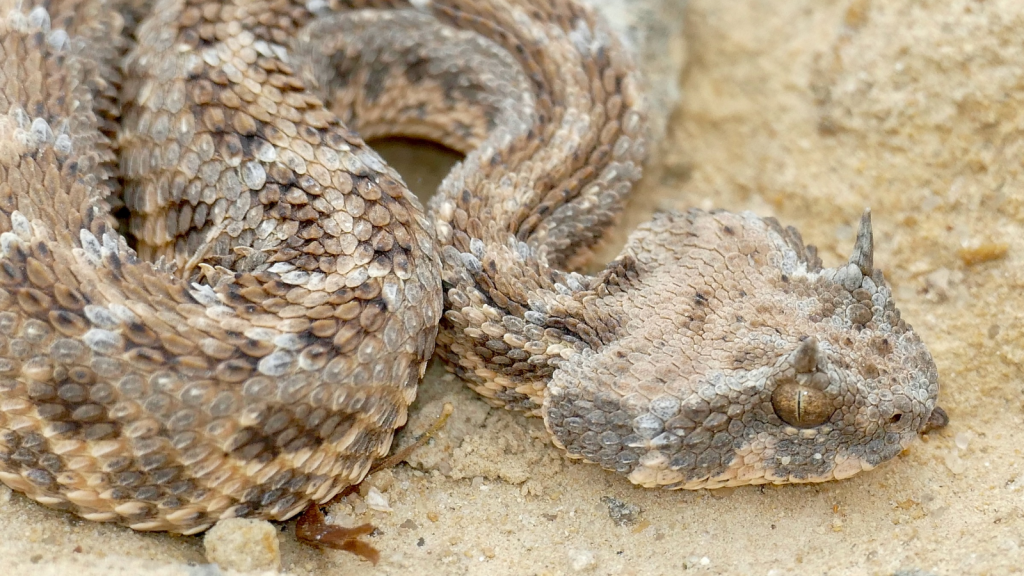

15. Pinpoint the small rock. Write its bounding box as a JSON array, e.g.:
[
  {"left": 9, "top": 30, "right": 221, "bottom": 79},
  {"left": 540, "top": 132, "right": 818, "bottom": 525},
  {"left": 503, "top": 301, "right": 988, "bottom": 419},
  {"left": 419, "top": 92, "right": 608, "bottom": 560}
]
[
  {"left": 600, "top": 495, "right": 642, "bottom": 526},
  {"left": 944, "top": 449, "right": 966, "bottom": 475},
  {"left": 349, "top": 494, "right": 368, "bottom": 515},
  {"left": 204, "top": 518, "right": 281, "bottom": 573},
  {"left": 568, "top": 549, "right": 598, "bottom": 571},
  {"left": 954, "top": 431, "right": 972, "bottom": 451},
  {"left": 375, "top": 469, "right": 396, "bottom": 491},
  {"left": 360, "top": 469, "right": 395, "bottom": 495},
  {"left": 365, "top": 486, "right": 392, "bottom": 512}
]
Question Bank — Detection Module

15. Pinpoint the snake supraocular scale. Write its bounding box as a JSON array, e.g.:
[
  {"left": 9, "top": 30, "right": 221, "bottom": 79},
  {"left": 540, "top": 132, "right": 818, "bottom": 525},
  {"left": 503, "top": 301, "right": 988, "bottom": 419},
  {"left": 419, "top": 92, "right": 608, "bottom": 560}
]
[{"left": 0, "top": 0, "right": 943, "bottom": 533}]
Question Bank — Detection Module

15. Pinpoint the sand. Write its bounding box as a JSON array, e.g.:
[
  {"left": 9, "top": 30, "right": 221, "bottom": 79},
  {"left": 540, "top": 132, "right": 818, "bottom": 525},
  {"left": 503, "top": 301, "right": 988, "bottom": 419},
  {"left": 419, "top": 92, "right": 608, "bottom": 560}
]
[{"left": 3, "top": 0, "right": 1024, "bottom": 574}]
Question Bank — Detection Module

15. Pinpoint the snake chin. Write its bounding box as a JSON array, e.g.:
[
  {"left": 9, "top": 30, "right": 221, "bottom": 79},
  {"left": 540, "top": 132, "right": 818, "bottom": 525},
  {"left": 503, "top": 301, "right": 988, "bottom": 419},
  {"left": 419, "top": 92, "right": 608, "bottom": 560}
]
[{"left": 543, "top": 209, "right": 940, "bottom": 488}]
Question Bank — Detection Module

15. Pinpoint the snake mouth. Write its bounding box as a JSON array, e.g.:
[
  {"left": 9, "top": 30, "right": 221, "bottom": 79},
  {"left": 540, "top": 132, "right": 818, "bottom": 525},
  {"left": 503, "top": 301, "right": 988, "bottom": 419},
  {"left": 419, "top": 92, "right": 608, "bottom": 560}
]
[{"left": 919, "top": 406, "right": 949, "bottom": 434}]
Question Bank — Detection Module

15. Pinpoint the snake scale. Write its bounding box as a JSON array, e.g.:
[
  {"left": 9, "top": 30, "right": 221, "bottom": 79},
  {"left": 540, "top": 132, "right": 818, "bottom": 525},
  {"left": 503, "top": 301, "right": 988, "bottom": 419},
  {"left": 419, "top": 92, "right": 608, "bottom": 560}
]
[{"left": 0, "top": 0, "right": 944, "bottom": 534}]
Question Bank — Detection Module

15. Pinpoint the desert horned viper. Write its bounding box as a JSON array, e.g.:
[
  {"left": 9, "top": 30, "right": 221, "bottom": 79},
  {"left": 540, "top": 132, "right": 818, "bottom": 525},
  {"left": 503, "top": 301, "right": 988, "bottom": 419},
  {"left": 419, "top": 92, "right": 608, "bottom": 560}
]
[{"left": 0, "top": 0, "right": 944, "bottom": 534}]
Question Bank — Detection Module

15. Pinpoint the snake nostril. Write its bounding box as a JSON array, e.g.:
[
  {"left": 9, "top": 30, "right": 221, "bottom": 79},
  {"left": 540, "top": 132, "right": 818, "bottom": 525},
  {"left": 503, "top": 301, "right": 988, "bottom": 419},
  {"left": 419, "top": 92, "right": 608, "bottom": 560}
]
[{"left": 889, "top": 413, "right": 903, "bottom": 424}]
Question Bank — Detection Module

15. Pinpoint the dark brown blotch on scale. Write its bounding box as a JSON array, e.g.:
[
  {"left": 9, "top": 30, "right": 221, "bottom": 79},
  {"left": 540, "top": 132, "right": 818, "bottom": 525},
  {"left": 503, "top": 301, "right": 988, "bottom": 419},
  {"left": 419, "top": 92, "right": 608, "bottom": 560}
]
[
  {"left": 228, "top": 405, "right": 368, "bottom": 465},
  {"left": 48, "top": 310, "right": 89, "bottom": 336}
]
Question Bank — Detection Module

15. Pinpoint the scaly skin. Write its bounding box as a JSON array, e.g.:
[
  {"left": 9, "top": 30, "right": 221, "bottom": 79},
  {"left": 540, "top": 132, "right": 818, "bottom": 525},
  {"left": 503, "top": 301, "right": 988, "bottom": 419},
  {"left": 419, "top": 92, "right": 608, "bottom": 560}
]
[{"left": 0, "top": 0, "right": 942, "bottom": 534}]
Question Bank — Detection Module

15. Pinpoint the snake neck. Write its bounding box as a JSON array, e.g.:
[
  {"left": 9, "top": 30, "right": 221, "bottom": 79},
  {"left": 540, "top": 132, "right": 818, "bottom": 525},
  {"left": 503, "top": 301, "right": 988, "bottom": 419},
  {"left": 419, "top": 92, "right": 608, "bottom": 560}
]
[
  {"left": 298, "top": 1, "right": 646, "bottom": 411},
  {"left": 350, "top": 0, "right": 645, "bottom": 412}
]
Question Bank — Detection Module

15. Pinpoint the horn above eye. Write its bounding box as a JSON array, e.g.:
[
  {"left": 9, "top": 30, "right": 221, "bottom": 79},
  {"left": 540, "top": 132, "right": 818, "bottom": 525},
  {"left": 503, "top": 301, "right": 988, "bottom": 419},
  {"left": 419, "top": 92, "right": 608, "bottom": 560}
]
[
  {"left": 848, "top": 209, "right": 874, "bottom": 276},
  {"left": 792, "top": 337, "right": 818, "bottom": 373},
  {"left": 771, "top": 382, "right": 835, "bottom": 428}
]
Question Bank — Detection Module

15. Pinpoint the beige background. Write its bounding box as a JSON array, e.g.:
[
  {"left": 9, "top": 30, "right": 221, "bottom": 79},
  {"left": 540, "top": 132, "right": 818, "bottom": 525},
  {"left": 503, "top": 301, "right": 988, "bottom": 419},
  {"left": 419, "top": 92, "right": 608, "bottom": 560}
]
[{"left": 4, "top": 0, "right": 1024, "bottom": 574}]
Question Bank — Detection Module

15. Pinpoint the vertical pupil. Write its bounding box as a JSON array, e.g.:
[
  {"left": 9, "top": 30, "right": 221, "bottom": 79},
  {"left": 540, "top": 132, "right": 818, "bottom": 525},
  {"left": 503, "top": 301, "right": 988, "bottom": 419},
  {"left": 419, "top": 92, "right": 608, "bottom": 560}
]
[{"left": 795, "top": 389, "right": 806, "bottom": 423}]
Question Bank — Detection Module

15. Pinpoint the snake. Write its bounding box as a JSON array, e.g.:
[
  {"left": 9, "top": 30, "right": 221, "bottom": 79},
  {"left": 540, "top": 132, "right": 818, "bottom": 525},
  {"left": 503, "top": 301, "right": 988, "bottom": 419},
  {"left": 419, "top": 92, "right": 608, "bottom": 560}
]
[{"left": 0, "top": 0, "right": 945, "bottom": 535}]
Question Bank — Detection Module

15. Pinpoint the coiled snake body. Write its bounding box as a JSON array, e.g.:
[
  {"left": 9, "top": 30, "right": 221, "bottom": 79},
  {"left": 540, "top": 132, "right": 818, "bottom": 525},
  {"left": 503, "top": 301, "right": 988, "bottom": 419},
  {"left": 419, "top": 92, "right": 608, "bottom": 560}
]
[{"left": 0, "top": 0, "right": 942, "bottom": 533}]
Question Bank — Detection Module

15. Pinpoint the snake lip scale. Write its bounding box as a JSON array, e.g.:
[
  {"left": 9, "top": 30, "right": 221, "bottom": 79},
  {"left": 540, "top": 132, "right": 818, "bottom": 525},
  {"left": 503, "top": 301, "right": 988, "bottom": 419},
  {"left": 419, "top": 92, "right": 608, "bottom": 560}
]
[{"left": 0, "top": 0, "right": 942, "bottom": 534}]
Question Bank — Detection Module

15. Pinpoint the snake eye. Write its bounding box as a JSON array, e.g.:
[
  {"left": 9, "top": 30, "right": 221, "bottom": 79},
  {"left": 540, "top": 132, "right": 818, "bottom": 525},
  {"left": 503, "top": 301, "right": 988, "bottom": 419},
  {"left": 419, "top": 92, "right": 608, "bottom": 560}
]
[{"left": 771, "top": 383, "right": 835, "bottom": 428}]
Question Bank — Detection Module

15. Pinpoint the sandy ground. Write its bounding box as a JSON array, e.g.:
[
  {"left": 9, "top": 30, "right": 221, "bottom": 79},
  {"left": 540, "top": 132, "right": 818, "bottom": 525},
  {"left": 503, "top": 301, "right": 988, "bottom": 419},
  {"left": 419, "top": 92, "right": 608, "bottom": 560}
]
[{"left": 4, "top": 0, "right": 1024, "bottom": 574}]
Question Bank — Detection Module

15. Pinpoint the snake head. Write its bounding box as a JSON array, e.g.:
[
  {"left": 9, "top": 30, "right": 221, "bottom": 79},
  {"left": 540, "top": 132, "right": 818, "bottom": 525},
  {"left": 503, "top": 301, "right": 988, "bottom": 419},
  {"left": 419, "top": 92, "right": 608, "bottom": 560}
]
[
  {"left": 760, "top": 211, "right": 945, "bottom": 478},
  {"left": 543, "top": 209, "right": 943, "bottom": 489}
]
